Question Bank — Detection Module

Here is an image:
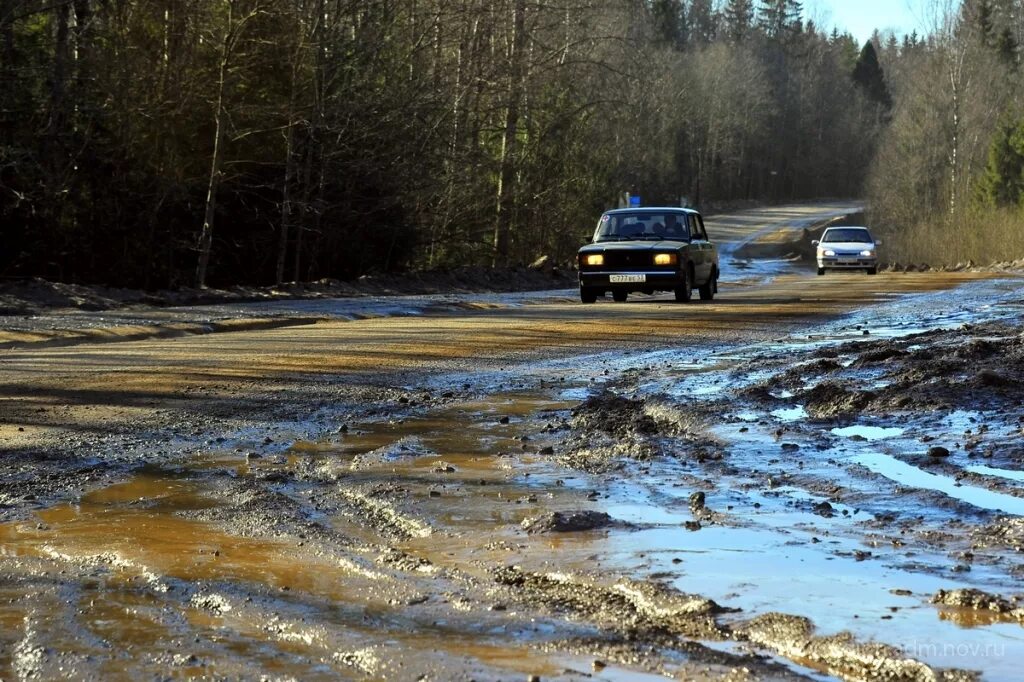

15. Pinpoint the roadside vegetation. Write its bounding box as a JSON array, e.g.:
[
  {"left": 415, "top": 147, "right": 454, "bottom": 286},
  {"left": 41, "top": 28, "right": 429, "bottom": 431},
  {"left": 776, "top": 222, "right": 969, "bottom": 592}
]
[
  {"left": 0, "top": 0, "right": 883, "bottom": 288},
  {"left": 1, "top": 0, "right": 1022, "bottom": 288},
  {"left": 869, "top": 0, "right": 1024, "bottom": 266}
]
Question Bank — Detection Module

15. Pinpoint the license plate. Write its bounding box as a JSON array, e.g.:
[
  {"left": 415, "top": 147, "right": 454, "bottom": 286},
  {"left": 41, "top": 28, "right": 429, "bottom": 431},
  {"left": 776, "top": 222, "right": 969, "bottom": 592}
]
[
  {"left": 838, "top": 259, "right": 858, "bottom": 265},
  {"left": 610, "top": 274, "right": 645, "bottom": 283}
]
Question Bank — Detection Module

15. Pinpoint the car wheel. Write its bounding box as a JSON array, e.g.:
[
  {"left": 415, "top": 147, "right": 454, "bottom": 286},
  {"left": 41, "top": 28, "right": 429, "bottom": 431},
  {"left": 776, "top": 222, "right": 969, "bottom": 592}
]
[
  {"left": 580, "top": 286, "right": 598, "bottom": 304},
  {"left": 612, "top": 290, "right": 628, "bottom": 302},
  {"left": 866, "top": 267, "right": 877, "bottom": 275},
  {"left": 817, "top": 267, "right": 825, "bottom": 276},
  {"left": 698, "top": 269, "right": 716, "bottom": 301},
  {"left": 674, "top": 267, "right": 693, "bottom": 303}
]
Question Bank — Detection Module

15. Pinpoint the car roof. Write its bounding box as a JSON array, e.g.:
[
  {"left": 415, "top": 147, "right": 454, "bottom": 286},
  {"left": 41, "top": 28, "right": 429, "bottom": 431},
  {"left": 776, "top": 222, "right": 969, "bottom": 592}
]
[
  {"left": 823, "top": 226, "right": 870, "bottom": 231},
  {"left": 603, "top": 207, "right": 699, "bottom": 214}
]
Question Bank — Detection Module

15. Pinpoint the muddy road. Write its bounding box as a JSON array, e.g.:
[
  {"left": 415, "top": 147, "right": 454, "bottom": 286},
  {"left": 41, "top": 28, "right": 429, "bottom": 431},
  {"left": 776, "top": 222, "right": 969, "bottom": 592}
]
[{"left": 3, "top": 202, "right": 1024, "bottom": 681}]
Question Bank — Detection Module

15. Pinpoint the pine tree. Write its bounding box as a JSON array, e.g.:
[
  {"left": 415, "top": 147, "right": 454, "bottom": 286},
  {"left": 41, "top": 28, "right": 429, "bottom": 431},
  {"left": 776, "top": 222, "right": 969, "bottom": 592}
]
[{"left": 852, "top": 41, "right": 892, "bottom": 111}]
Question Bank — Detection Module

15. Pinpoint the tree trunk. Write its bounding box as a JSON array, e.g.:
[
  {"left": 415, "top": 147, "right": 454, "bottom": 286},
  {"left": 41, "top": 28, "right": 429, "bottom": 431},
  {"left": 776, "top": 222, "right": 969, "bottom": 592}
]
[
  {"left": 492, "top": 0, "right": 526, "bottom": 267},
  {"left": 276, "top": 45, "right": 302, "bottom": 286},
  {"left": 196, "top": 8, "right": 233, "bottom": 289}
]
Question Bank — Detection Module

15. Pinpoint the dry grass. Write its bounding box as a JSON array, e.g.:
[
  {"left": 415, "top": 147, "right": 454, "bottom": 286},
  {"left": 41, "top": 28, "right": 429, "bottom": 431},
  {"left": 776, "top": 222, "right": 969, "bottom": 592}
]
[{"left": 877, "top": 207, "right": 1024, "bottom": 267}]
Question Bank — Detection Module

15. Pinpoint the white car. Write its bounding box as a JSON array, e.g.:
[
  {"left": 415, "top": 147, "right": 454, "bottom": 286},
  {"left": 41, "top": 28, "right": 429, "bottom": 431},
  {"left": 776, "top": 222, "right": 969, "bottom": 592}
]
[{"left": 812, "top": 226, "right": 880, "bottom": 275}]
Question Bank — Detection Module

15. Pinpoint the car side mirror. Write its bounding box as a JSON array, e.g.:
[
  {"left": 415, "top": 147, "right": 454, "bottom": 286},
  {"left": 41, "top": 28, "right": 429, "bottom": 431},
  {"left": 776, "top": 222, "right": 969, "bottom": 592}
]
[
  {"left": 874, "top": 239, "right": 882, "bottom": 245},
  {"left": 811, "top": 240, "right": 820, "bottom": 246}
]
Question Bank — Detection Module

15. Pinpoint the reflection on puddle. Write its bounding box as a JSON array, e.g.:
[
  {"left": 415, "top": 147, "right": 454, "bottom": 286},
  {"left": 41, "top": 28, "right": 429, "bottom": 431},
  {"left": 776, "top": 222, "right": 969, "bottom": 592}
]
[
  {"left": 965, "top": 465, "right": 1024, "bottom": 483},
  {"left": 604, "top": 503, "right": 691, "bottom": 526},
  {"left": 831, "top": 425, "right": 905, "bottom": 441},
  {"left": 772, "top": 406, "right": 807, "bottom": 422},
  {"left": 853, "top": 453, "right": 1024, "bottom": 516}
]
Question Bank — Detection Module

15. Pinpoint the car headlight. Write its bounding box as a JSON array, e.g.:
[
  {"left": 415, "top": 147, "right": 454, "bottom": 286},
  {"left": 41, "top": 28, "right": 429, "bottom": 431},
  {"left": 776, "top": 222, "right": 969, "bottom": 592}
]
[
  {"left": 860, "top": 249, "right": 875, "bottom": 257},
  {"left": 584, "top": 254, "right": 604, "bottom": 266},
  {"left": 653, "top": 253, "right": 677, "bottom": 266},
  {"left": 822, "top": 249, "right": 836, "bottom": 257}
]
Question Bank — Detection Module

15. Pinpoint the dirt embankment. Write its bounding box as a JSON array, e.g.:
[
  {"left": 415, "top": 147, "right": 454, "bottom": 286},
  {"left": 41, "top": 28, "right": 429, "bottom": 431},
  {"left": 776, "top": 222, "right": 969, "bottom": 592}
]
[{"left": 0, "top": 265, "right": 575, "bottom": 315}]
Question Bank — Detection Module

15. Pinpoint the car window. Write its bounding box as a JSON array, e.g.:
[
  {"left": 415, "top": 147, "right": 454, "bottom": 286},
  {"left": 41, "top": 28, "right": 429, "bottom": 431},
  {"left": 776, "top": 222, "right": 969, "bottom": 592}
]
[
  {"left": 692, "top": 215, "right": 708, "bottom": 241},
  {"left": 822, "top": 228, "right": 871, "bottom": 243},
  {"left": 595, "top": 212, "right": 691, "bottom": 242}
]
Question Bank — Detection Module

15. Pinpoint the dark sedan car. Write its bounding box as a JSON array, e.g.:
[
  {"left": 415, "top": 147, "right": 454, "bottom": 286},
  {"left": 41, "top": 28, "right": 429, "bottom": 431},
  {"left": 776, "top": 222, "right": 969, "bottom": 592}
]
[{"left": 577, "top": 208, "right": 719, "bottom": 303}]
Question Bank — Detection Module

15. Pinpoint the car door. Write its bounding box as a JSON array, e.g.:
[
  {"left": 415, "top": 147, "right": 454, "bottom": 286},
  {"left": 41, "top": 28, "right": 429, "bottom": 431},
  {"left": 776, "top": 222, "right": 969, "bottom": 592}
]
[{"left": 689, "top": 214, "right": 712, "bottom": 283}]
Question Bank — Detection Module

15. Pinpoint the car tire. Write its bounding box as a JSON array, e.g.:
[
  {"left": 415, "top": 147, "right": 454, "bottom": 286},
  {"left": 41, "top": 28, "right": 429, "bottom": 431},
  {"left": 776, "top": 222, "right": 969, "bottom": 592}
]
[
  {"left": 674, "top": 267, "right": 693, "bottom": 303},
  {"left": 817, "top": 267, "right": 825, "bottom": 276},
  {"left": 866, "top": 267, "right": 877, "bottom": 275},
  {"left": 612, "top": 290, "right": 628, "bottom": 302},
  {"left": 698, "top": 269, "right": 716, "bottom": 301},
  {"left": 580, "top": 286, "right": 598, "bottom": 304}
]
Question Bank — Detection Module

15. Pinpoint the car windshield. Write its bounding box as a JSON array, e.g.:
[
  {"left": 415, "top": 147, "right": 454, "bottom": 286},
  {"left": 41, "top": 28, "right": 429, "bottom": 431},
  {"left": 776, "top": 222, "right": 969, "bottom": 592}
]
[
  {"left": 822, "top": 228, "right": 872, "bottom": 243},
  {"left": 594, "top": 212, "right": 689, "bottom": 242}
]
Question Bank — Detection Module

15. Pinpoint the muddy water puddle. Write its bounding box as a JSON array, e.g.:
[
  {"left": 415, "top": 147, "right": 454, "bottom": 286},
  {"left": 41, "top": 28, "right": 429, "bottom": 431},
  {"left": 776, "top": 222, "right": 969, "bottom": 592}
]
[
  {"left": 1, "top": 469, "right": 359, "bottom": 597},
  {"left": 2, "top": 390, "right": 627, "bottom": 680},
  {"left": 831, "top": 425, "right": 905, "bottom": 440},
  {"left": 853, "top": 453, "right": 1024, "bottom": 516}
]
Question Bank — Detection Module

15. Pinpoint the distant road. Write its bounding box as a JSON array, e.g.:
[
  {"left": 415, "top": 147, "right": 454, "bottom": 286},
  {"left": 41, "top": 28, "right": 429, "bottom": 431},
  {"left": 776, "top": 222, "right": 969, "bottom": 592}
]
[{"left": 706, "top": 201, "right": 865, "bottom": 246}]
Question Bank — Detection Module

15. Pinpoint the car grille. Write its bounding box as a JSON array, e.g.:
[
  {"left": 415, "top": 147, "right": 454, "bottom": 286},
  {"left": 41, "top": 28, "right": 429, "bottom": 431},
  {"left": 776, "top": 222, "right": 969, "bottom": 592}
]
[{"left": 603, "top": 252, "right": 654, "bottom": 269}]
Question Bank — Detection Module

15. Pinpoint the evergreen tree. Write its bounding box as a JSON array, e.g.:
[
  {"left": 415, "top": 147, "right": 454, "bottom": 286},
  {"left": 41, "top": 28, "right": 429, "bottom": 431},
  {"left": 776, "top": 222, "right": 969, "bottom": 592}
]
[
  {"left": 651, "top": 0, "right": 687, "bottom": 49},
  {"left": 977, "top": 119, "right": 1024, "bottom": 207},
  {"left": 723, "top": 0, "right": 755, "bottom": 42},
  {"left": 758, "top": 0, "right": 802, "bottom": 40},
  {"left": 688, "top": 0, "right": 718, "bottom": 45},
  {"left": 996, "top": 25, "right": 1019, "bottom": 68},
  {"left": 965, "top": 0, "right": 996, "bottom": 45},
  {"left": 852, "top": 41, "right": 893, "bottom": 111}
]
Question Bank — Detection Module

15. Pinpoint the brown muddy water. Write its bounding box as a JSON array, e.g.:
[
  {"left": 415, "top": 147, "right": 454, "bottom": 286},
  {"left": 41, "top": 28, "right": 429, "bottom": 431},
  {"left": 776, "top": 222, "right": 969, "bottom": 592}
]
[{"left": 4, "top": 279, "right": 1024, "bottom": 680}]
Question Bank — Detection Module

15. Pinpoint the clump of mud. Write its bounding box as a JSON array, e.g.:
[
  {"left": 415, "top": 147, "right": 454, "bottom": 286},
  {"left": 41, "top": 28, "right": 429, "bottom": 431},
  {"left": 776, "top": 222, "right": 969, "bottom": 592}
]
[
  {"left": 976, "top": 517, "right": 1024, "bottom": 551},
  {"left": 569, "top": 392, "right": 661, "bottom": 438},
  {"left": 558, "top": 391, "right": 720, "bottom": 472},
  {"left": 492, "top": 566, "right": 726, "bottom": 640},
  {"left": 748, "top": 321, "right": 1024, "bottom": 419},
  {"left": 521, "top": 510, "right": 615, "bottom": 534},
  {"left": 799, "top": 380, "right": 876, "bottom": 419},
  {"left": 931, "top": 588, "right": 1023, "bottom": 619},
  {"left": 736, "top": 612, "right": 978, "bottom": 681}
]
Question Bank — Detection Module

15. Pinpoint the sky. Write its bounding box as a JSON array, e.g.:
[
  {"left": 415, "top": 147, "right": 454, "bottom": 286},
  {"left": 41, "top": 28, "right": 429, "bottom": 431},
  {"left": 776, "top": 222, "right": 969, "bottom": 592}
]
[{"left": 805, "top": 0, "right": 939, "bottom": 43}]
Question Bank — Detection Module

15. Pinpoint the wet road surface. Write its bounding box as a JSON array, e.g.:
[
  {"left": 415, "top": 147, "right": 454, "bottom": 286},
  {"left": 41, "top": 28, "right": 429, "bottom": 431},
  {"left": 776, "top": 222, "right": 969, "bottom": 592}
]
[{"left": 2, "top": 203, "right": 1023, "bottom": 681}]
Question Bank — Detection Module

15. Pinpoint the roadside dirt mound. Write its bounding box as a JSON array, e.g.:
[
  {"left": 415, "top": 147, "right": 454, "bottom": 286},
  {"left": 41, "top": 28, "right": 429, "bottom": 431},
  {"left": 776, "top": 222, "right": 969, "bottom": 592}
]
[
  {"left": 0, "top": 267, "right": 576, "bottom": 314},
  {"left": 753, "top": 322, "right": 1024, "bottom": 418}
]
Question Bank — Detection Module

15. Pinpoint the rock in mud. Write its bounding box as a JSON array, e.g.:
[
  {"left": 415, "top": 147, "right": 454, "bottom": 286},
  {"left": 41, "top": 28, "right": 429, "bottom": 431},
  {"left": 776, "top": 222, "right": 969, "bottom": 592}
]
[
  {"left": 927, "top": 446, "right": 951, "bottom": 458},
  {"left": 812, "top": 501, "right": 834, "bottom": 518},
  {"left": 688, "top": 491, "right": 705, "bottom": 512},
  {"left": 521, "top": 510, "right": 614, "bottom": 534}
]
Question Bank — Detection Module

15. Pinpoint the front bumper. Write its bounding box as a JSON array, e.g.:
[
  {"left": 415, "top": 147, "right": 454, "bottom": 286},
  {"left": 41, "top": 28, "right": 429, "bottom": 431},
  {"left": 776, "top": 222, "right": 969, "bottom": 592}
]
[
  {"left": 579, "top": 271, "right": 683, "bottom": 289},
  {"left": 818, "top": 257, "right": 877, "bottom": 269}
]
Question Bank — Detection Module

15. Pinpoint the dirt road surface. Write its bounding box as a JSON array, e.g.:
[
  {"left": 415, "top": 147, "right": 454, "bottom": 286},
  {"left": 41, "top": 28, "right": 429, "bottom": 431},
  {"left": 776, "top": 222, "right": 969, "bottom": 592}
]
[{"left": 3, "top": 202, "right": 1023, "bottom": 681}]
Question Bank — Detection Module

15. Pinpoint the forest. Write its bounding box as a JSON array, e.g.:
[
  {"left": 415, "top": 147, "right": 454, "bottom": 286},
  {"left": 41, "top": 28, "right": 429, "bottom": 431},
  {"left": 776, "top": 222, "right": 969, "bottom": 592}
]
[{"left": 0, "top": 0, "right": 1020, "bottom": 288}]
